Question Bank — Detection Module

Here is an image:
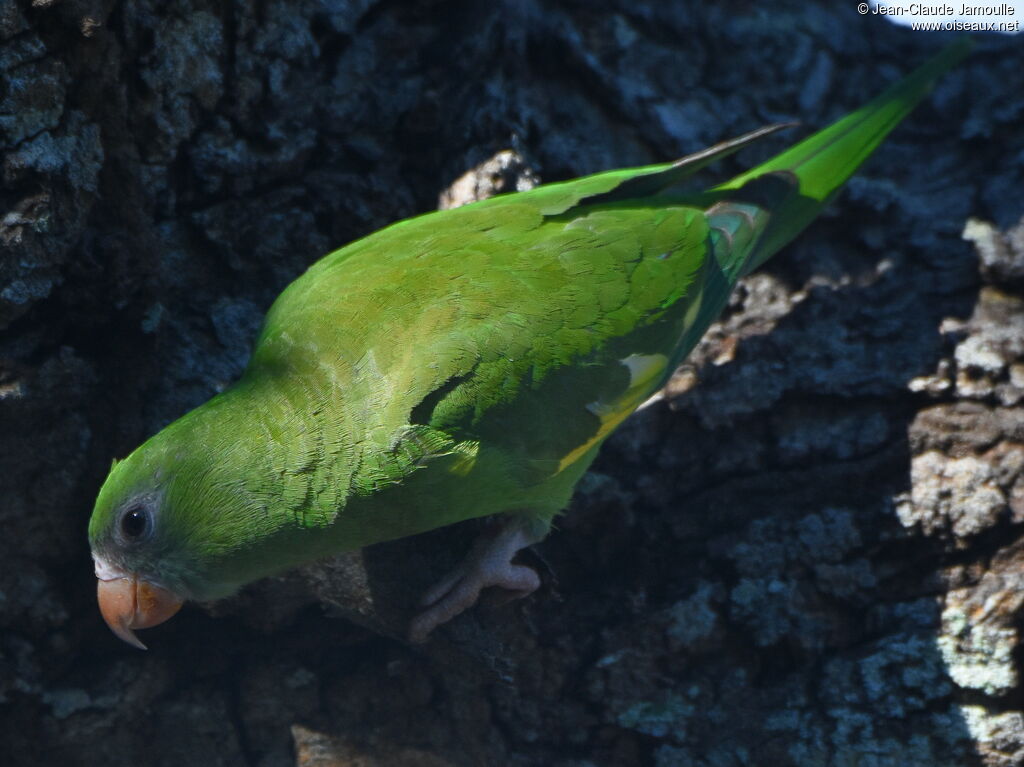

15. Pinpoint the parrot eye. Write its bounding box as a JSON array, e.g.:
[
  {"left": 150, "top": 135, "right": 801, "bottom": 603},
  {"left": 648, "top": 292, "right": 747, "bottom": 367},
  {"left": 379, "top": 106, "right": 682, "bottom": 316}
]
[{"left": 119, "top": 506, "right": 152, "bottom": 542}]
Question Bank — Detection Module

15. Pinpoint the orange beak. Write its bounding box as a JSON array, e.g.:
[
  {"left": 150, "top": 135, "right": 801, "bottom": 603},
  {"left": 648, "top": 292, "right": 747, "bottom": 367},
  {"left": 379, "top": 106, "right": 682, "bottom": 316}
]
[{"left": 97, "top": 575, "right": 184, "bottom": 649}]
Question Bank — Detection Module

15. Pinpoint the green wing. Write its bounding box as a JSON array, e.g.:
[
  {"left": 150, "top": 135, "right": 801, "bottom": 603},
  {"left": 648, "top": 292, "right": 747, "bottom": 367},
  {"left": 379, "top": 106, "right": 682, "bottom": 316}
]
[
  {"left": 247, "top": 124, "right": 796, "bottom": 502},
  {"left": 253, "top": 188, "right": 723, "bottom": 486}
]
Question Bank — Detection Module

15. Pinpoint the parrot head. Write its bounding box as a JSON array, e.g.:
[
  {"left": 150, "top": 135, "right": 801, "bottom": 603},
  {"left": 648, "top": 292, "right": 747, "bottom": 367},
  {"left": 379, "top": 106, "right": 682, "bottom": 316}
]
[
  {"left": 88, "top": 400, "right": 282, "bottom": 649},
  {"left": 89, "top": 451, "right": 191, "bottom": 649}
]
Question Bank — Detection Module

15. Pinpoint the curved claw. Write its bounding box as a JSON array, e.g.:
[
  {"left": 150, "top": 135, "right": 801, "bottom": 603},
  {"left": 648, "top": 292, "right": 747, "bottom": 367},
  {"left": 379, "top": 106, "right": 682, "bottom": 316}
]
[{"left": 97, "top": 576, "right": 183, "bottom": 649}]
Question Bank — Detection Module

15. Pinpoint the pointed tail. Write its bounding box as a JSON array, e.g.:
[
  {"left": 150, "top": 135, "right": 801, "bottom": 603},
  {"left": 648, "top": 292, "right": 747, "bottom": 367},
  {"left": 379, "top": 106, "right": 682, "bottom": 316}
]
[{"left": 711, "top": 39, "right": 971, "bottom": 278}]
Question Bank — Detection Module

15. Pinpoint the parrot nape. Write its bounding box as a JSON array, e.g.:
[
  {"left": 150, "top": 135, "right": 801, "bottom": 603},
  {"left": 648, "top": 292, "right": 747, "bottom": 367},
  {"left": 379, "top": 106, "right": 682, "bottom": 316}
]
[{"left": 89, "top": 41, "right": 969, "bottom": 648}]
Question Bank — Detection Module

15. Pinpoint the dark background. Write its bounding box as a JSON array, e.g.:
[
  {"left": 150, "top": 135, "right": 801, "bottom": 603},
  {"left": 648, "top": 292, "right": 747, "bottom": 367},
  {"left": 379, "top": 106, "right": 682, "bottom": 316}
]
[{"left": 2, "top": 0, "right": 1024, "bottom": 764}]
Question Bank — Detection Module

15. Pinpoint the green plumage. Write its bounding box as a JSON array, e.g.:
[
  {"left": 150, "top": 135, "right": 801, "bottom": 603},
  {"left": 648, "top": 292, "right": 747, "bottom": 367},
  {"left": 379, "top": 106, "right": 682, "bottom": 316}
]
[{"left": 89, "top": 42, "right": 969, "bottom": 611}]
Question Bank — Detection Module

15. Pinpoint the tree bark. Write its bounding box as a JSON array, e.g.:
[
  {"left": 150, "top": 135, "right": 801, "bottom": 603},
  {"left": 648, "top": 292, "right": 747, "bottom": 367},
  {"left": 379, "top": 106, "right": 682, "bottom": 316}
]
[{"left": 2, "top": 1, "right": 1023, "bottom": 765}]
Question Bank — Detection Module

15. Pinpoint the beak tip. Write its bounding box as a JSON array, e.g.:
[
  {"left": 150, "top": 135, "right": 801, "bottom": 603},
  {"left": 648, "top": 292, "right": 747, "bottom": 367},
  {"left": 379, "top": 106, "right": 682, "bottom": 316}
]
[{"left": 114, "top": 625, "right": 148, "bottom": 651}]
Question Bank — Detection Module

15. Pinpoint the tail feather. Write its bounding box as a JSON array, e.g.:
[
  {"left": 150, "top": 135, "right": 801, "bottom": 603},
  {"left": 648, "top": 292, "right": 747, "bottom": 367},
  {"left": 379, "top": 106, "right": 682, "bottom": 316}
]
[{"left": 711, "top": 38, "right": 971, "bottom": 277}]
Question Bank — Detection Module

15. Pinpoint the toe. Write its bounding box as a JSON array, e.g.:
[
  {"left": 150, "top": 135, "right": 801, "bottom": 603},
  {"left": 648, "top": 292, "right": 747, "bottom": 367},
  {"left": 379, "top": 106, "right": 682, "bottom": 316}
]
[
  {"left": 498, "top": 564, "right": 541, "bottom": 595},
  {"left": 418, "top": 567, "right": 467, "bottom": 608}
]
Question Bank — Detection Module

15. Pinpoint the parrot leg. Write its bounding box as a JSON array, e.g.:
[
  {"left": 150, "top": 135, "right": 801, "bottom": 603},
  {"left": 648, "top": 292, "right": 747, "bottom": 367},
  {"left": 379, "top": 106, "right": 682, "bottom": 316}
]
[{"left": 409, "top": 517, "right": 543, "bottom": 642}]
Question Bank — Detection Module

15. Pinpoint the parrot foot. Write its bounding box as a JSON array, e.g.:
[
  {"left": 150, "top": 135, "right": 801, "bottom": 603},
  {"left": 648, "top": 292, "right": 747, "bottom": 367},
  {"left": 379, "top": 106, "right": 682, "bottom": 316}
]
[{"left": 409, "top": 519, "right": 542, "bottom": 643}]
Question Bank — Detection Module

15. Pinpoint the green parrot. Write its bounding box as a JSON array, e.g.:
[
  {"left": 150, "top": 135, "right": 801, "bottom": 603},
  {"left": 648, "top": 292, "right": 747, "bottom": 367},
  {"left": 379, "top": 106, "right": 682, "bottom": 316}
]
[{"left": 89, "top": 41, "right": 969, "bottom": 648}]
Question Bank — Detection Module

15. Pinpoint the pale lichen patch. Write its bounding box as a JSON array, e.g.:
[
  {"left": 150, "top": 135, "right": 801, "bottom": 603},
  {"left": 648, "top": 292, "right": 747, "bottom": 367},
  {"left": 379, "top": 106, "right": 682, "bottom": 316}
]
[{"left": 896, "top": 451, "right": 1006, "bottom": 539}]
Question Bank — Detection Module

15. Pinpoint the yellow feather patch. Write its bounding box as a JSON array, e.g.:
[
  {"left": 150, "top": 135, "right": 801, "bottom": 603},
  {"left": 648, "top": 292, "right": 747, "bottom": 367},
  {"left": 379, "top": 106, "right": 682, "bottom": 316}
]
[
  {"left": 447, "top": 440, "right": 480, "bottom": 477},
  {"left": 557, "top": 353, "right": 668, "bottom": 473}
]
